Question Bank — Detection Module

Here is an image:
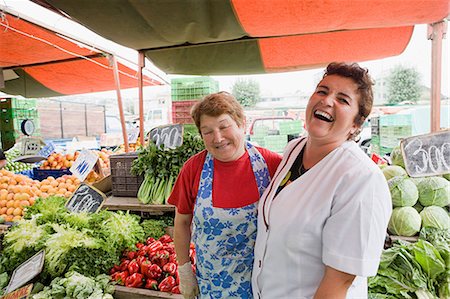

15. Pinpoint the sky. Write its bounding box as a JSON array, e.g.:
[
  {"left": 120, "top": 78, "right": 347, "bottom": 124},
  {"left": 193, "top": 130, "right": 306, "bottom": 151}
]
[{"left": 1, "top": 0, "right": 449, "bottom": 99}]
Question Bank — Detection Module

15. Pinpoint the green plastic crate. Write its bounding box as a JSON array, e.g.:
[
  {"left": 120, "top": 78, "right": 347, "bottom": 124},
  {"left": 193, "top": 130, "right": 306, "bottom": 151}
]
[
  {"left": 279, "top": 120, "right": 303, "bottom": 135},
  {"left": 171, "top": 77, "right": 219, "bottom": 101},
  {"left": 264, "top": 135, "right": 288, "bottom": 153}
]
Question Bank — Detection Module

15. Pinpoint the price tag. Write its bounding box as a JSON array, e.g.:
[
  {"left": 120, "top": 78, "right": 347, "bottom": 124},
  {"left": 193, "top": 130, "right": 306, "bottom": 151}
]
[
  {"left": 37, "top": 141, "right": 55, "bottom": 158},
  {"left": 127, "top": 128, "right": 140, "bottom": 144},
  {"left": 401, "top": 130, "right": 450, "bottom": 177},
  {"left": 5, "top": 250, "right": 44, "bottom": 294},
  {"left": 21, "top": 137, "right": 41, "bottom": 155},
  {"left": 70, "top": 149, "right": 99, "bottom": 182},
  {"left": 66, "top": 183, "right": 106, "bottom": 213},
  {"left": 0, "top": 284, "right": 33, "bottom": 299},
  {"left": 149, "top": 124, "right": 183, "bottom": 149}
]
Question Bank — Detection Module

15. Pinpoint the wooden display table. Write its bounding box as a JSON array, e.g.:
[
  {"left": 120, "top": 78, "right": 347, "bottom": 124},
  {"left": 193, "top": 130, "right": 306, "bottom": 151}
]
[
  {"left": 114, "top": 286, "right": 183, "bottom": 299},
  {"left": 102, "top": 196, "right": 175, "bottom": 215}
]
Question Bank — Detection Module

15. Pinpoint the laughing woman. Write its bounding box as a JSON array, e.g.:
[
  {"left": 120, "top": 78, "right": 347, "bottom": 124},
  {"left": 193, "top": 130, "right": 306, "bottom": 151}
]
[
  {"left": 252, "top": 62, "right": 392, "bottom": 299},
  {"left": 168, "top": 92, "right": 281, "bottom": 299}
]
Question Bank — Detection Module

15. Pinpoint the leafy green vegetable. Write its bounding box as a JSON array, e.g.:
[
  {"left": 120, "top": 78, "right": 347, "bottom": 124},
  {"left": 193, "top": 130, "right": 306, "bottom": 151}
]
[
  {"left": 23, "top": 196, "right": 69, "bottom": 225},
  {"left": 420, "top": 206, "right": 450, "bottom": 230},
  {"left": 388, "top": 176, "right": 419, "bottom": 207},
  {"left": 391, "top": 146, "right": 405, "bottom": 168},
  {"left": 382, "top": 165, "right": 407, "bottom": 181},
  {"left": 417, "top": 177, "right": 450, "bottom": 207},
  {"left": 141, "top": 218, "right": 167, "bottom": 239},
  {"left": 388, "top": 207, "right": 421, "bottom": 237},
  {"left": 90, "top": 210, "right": 144, "bottom": 252}
]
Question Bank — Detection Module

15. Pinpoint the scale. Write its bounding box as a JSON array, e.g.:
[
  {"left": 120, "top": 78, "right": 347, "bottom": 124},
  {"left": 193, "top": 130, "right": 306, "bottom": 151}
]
[{"left": 12, "top": 119, "right": 47, "bottom": 164}]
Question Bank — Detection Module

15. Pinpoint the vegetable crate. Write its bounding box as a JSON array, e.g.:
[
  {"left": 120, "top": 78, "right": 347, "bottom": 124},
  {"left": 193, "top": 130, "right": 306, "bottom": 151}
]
[
  {"left": 264, "top": 135, "right": 288, "bottom": 153},
  {"left": 171, "top": 77, "right": 219, "bottom": 101},
  {"left": 110, "top": 153, "right": 144, "bottom": 197},
  {"left": 33, "top": 168, "right": 72, "bottom": 181},
  {"left": 171, "top": 100, "right": 199, "bottom": 124}
]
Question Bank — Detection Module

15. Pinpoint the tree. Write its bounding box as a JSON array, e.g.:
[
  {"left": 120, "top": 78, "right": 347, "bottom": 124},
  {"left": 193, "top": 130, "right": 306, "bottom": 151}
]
[
  {"left": 231, "top": 78, "right": 260, "bottom": 107},
  {"left": 386, "top": 65, "right": 421, "bottom": 105}
]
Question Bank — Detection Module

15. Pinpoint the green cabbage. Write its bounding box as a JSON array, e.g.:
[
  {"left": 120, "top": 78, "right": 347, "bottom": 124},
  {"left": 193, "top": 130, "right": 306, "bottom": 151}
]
[
  {"left": 391, "top": 146, "right": 405, "bottom": 168},
  {"left": 417, "top": 177, "right": 450, "bottom": 207},
  {"left": 388, "top": 207, "right": 422, "bottom": 236},
  {"left": 420, "top": 206, "right": 450, "bottom": 230},
  {"left": 443, "top": 173, "right": 450, "bottom": 181},
  {"left": 382, "top": 165, "right": 407, "bottom": 181},
  {"left": 388, "top": 176, "right": 419, "bottom": 207}
]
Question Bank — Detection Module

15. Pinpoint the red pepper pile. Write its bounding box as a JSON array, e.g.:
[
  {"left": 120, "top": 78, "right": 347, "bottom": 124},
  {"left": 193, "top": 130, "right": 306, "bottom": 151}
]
[{"left": 110, "top": 234, "right": 196, "bottom": 294}]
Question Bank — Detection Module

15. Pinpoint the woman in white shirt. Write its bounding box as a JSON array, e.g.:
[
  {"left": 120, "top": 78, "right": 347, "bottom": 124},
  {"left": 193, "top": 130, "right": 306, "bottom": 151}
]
[{"left": 252, "top": 62, "right": 392, "bottom": 299}]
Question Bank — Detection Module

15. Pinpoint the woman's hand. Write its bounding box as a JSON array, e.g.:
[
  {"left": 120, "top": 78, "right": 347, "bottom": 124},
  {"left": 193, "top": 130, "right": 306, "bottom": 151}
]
[
  {"left": 314, "top": 266, "right": 355, "bottom": 299},
  {"left": 178, "top": 261, "right": 199, "bottom": 299}
]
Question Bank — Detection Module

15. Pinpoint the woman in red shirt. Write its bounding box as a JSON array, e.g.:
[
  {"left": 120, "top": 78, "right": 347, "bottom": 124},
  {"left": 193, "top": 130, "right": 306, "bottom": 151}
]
[{"left": 168, "top": 92, "right": 281, "bottom": 299}]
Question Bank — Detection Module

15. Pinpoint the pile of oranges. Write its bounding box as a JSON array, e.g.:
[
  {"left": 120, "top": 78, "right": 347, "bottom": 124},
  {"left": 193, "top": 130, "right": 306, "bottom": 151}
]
[{"left": 0, "top": 169, "right": 80, "bottom": 222}]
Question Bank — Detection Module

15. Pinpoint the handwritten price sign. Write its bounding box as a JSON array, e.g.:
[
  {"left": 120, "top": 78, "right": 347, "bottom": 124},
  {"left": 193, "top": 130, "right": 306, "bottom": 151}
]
[
  {"left": 401, "top": 130, "right": 450, "bottom": 177},
  {"left": 69, "top": 149, "right": 98, "bottom": 182},
  {"left": 66, "top": 183, "right": 106, "bottom": 213},
  {"left": 149, "top": 124, "right": 183, "bottom": 149}
]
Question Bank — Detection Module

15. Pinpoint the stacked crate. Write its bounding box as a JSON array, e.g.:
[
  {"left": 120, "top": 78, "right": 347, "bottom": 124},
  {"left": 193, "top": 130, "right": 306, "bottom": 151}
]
[
  {"left": 0, "top": 98, "right": 40, "bottom": 150},
  {"left": 371, "top": 114, "right": 412, "bottom": 156},
  {"left": 171, "top": 77, "right": 219, "bottom": 125}
]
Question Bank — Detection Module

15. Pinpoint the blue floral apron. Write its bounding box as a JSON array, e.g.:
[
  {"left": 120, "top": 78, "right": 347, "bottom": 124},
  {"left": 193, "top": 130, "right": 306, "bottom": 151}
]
[{"left": 192, "top": 142, "right": 270, "bottom": 298}]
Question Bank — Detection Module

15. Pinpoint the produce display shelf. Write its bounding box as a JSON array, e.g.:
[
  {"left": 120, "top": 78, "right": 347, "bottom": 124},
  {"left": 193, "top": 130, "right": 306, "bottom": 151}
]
[
  {"left": 103, "top": 196, "right": 175, "bottom": 215},
  {"left": 114, "top": 286, "right": 183, "bottom": 299}
]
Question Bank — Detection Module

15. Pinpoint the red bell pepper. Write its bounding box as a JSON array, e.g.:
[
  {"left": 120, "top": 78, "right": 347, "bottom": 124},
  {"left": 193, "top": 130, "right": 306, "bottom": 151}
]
[
  {"left": 169, "top": 253, "right": 177, "bottom": 264},
  {"left": 136, "top": 242, "right": 145, "bottom": 250},
  {"left": 171, "top": 285, "right": 181, "bottom": 294},
  {"left": 148, "top": 264, "right": 162, "bottom": 279},
  {"left": 140, "top": 260, "right": 152, "bottom": 277},
  {"left": 118, "top": 259, "right": 130, "bottom": 272},
  {"left": 152, "top": 250, "right": 170, "bottom": 267},
  {"left": 124, "top": 250, "right": 137, "bottom": 260},
  {"left": 147, "top": 240, "right": 163, "bottom": 255},
  {"left": 158, "top": 276, "right": 176, "bottom": 292},
  {"left": 144, "top": 278, "right": 158, "bottom": 290},
  {"left": 162, "top": 262, "right": 177, "bottom": 276},
  {"left": 159, "top": 234, "right": 173, "bottom": 244},
  {"left": 125, "top": 272, "right": 144, "bottom": 288},
  {"left": 136, "top": 255, "right": 147, "bottom": 267},
  {"left": 146, "top": 237, "right": 156, "bottom": 245},
  {"left": 111, "top": 270, "right": 129, "bottom": 286},
  {"left": 127, "top": 259, "right": 140, "bottom": 275}
]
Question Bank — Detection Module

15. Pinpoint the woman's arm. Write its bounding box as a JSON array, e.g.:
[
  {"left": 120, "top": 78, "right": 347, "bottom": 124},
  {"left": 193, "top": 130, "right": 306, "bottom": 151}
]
[
  {"left": 313, "top": 266, "right": 355, "bottom": 299},
  {"left": 173, "top": 210, "right": 193, "bottom": 265}
]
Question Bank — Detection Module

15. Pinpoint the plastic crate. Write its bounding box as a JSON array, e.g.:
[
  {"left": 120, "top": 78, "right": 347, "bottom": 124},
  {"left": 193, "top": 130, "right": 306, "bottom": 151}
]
[
  {"left": 279, "top": 120, "right": 303, "bottom": 135},
  {"left": 110, "top": 153, "right": 144, "bottom": 197},
  {"left": 33, "top": 168, "right": 72, "bottom": 181},
  {"left": 171, "top": 101, "right": 198, "bottom": 124},
  {"left": 171, "top": 77, "right": 219, "bottom": 101}
]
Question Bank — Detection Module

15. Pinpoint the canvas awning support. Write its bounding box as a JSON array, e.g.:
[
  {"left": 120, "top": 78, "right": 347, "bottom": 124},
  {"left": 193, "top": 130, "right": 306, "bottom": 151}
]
[
  {"left": 109, "top": 54, "right": 129, "bottom": 152},
  {"left": 138, "top": 51, "right": 145, "bottom": 145},
  {"left": 428, "top": 20, "right": 447, "bottom": 132}
]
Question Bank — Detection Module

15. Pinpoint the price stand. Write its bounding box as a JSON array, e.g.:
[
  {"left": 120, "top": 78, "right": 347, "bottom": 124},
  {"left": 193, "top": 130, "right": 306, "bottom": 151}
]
[
  {"left": 4, "top": 251, "right": 45, "bottom": 295},
  {"left": 66, "top": 183, "right": 106, "bottom": 213},
  {"left": 149, "top": 124, "right": 183, "bottom": 149}
]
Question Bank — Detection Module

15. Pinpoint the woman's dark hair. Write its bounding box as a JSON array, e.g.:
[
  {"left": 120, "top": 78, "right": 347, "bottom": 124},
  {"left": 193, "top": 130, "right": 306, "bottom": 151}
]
[
  {"left": 191, "top": 91, "right": 245, "bottom": 131},
  {"left": 323, "top": 62, "right": 374, "bottom": 129}
]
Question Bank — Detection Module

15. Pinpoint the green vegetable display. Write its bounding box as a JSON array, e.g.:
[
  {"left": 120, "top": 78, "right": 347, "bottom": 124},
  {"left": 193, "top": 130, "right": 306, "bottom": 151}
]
[
  {"left": 388, "top": 207, "right": 422, "bottom": 237},
  {"left": 417, "top": 177, "right": 450, "bottom": 207},
  {"left": 30, "top": 271, "right": 114, "bottom": 299},
  {"left": 0, "top": 196, "right": 144, "bottom": 284},
  {"left": 382, "top": 165, "right": 407, "bottom": 181},
  {"left": 420, "top": 206, "right": 450, "bottom": 230},
  {"left": 388, "top": 176, "right": 419, "bottom": 207},
  {"left": 369, "top": 228, "right": 450, "bottom": 299},
  {"left": 131, "top": 132, "right": 204, "bottom": 205},
  {"left": 390, "top": 146, "right": 405, "bottom": 168}
]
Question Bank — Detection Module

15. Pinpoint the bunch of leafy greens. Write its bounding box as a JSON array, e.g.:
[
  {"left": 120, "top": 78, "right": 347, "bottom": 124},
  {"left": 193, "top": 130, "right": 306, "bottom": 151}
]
[
  {"left": 0, "top": 195, "right": 145, "bottom": 284},
  {"left": 23, "top": 196, "right": 68, "bottom": 225},
  {"left": 131, "top": 132, "right": 204, "bottom": 204},
  {"left": 30, "top": 271, "right": 114, "bottom": 299},
  {"left": 369, "top": 228, "right": 450, "bottom": 299}
]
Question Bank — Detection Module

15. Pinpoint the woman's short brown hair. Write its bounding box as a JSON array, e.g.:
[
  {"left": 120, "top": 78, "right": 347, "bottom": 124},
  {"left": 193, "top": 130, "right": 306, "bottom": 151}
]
[
  {"left": 191, "top": 92, "right": 245, "bottom": 131},
  {"left": 323, "top": 62, "right": 374, "bottom": 128}
]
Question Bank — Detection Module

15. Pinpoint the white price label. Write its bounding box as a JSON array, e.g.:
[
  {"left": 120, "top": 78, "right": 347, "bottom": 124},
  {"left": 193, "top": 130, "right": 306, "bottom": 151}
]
[
  {"left": 127, "top": 128, "right": 140, "bottom": 144},
  {"left": 69, "top": 149, "right": 99, "bottom": 182},
  {"left": 21, "top": 137, "right": 41, "bottom": 155}
]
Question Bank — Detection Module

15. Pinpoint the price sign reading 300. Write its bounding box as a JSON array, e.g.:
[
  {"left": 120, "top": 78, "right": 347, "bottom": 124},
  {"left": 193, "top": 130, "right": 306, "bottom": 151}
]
[{"left": 401, "top": 130, "right": 450, "bottom": 177}]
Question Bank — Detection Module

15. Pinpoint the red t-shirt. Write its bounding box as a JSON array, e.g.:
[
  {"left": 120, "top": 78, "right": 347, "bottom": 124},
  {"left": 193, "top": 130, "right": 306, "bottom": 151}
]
[{"left": 167, "top": 147, "right": 282, "bottom": 214}]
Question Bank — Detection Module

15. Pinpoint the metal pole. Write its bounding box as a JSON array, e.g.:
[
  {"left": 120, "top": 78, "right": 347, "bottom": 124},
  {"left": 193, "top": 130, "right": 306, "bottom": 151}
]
[
  {"left": 427, "top": 20, "right": 447, "bottom": 132},
  {"left": 84, "top": 103, "right": 88, "bottom": 136},
  {"left": 138, "top": 51, "right": 145, "bottom": 144},
  {"left": 109, "top": 55, "right": 129, "bottom": 152},
  {"left": 59, "top": 101, "right": 64, "bottom": 138}
]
